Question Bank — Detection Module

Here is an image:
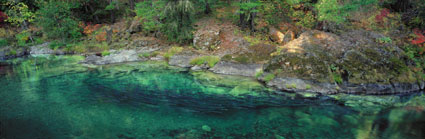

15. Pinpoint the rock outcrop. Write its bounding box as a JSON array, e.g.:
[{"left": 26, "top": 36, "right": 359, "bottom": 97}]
[{"left": 264, "top": 30, "right": 423, "bottom": 94}]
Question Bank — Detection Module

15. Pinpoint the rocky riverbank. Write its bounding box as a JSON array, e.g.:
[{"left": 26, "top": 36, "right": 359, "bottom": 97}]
[{"left": 1, "top": 29, "right": 424, "bottom": 95}]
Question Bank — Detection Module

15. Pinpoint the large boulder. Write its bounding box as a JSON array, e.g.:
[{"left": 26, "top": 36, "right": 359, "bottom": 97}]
[{"left": 264, "top": 30, "right": 423, "bottom": 94}]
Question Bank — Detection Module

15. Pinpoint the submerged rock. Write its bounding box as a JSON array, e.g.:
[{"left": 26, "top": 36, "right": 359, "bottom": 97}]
[
  {"left": 265, "top": 30, "right": 423, "bottom": 94},
  {"left": 202, "top": 125, "right": 212, "bottom": 132}
]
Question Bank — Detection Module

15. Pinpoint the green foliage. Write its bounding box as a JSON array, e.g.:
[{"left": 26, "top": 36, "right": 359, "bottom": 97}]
[
  {"left": 237, "top": 1, "right": 261, "bottom": 16},
  {"left": 293, "top": 11, "right": 316, "bottom": 28},
  {"left": 332, "top": 72, "right": 343, "bottom": 84},
  {"left": 286, "top": 83, "right": 297, "bottom": 89},
  {"left": 5, "top": 2, "right": 35, "bottom": 27},
  {"left": 403, "top": 44, "right": 425, "bottom": 68},
  {"left": 163, "top": 46, "right": 183, "bottom": 60},
  {"left": 9, "top": 49, "right": 16, "bottom": 55},
  {"left": 189, "top": 56, "right": 220, "bottom": 68},
  {"left": 49, "top": 41, "right": 65, "bottom": 50},
  {"left": 0, "top": 38, "right": 8, "bottom": 47},
  {"left": 376, "top": 37, "right": 392, "bottom": 44},
  {"left": 101, "top": 50, "right": 111, "bottom": 56},
  {"left": 306, "top": 84, "right": 312, "bottom": 89},
  {"left": 315, "top": 0, "right": 378, "bottom": 24},
  {"left": 35, "top": 1, "right": 81, "bottom": 41},
  {"left": 255, "top": 70, "right": 264, "bottom": 78},
  {"left": 264, "top": 74, "right": 275, "bottom": 82},
  {"left": 135, "top": 0, "right": 166, "bottom": 32},
  {"left": 15, "top": 31, "right": 31, "bottom": 47}
]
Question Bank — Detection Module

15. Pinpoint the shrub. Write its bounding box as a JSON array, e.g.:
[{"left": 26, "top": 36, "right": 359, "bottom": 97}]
[
  {"left": 376, "top": 37, "right": 392, "bottom": 44},
  {"left": 35, "top": 1, "right": 81, "bottom": 41},
  {"left": 95, "top": 31, "right": 107, "bottom": 42},
  {"left": 15, "top": 31, "right": 30, "bottom": 47},
  {"left": 49, "top": 41, "right": 65, "bottom": 50},
  {"left": 4, "top": 2, "right": 34, "bottom": 27},
  {"left": 332, "top": 73, "right": 343, "bottom": 84},
  {"left": 83, "top": 24, "right": 103, "bottom": 35},
  {"left": 0, "top": 38, "right": 8, "bottom": 47},
  {"left": 189, "top": 56, "right": 220, "bottom": 68},
  {"left": 9, "top": 49, "right": 16, "bottom": 55}
]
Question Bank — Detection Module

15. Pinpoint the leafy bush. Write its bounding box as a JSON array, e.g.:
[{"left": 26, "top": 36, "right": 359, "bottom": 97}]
[
  {"left": 9, "top": 49, "right": 16, "bottom": 55},
  {"left": 35, "top": 1, "right": 81, "bottom": 41},
  {"left": 15, "top": 31, "right": 31, "bottom": 47},
  {"left": 0, "top": 38, "right": 8, "bottom": 47},
  {"left": 189, "top": 56, "right": 220, "bottom": 67},
  {"left": 49, "top": 41, "right": 65, "bottom": 50},
  {"left": 4, "top": 2, "right": 34, "bottom": 27},
  {"left": 376, "top": 37, "right": 392, "bottom": 44},
  {"left": 315, "top": 0, "right": 378, "bottom": 24}
]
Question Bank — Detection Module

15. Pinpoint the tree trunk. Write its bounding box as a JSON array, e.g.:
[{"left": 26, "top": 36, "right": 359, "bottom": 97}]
[
  {"left": 129, "top": 0, "right": 135, "bottom": 10},
  {"left": 88, "top": 5, "right": 100, "bottom": 23},
  {"left": 394, "top": 0, "right": 410, "bottom": 12},
  {"left": 205, "top": 1, "right": 211, "bottom": 14}
]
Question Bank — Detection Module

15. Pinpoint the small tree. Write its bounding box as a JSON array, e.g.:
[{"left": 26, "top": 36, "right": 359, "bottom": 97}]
[
  {"left": 162, "top": 0, "right": 195, "bottom": 43},
  {"left": 4, "top": 2, "right": 35, "bottom": 28},
  {"left": 36, "top": 1, "right": 82, "bottom": 42},
  {"left": 135, "top": 0, "right": 166, "bottom": 33}
]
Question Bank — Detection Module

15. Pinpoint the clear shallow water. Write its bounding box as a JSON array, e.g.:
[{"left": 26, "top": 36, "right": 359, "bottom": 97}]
[{"left": 0, "top": 55, "right": 424, "bottom": 139}]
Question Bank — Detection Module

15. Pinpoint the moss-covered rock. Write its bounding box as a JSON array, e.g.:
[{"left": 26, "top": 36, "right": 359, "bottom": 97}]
[{"left": 264, "top": 30, "right": 422, "bottom": 94}]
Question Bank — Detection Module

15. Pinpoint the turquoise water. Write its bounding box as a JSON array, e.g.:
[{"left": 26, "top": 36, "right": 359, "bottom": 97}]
[{"left": 0, "top": 55, "right": 424, "bottom": 139}]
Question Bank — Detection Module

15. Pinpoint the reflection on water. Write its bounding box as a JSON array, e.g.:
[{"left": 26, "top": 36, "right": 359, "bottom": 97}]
[{"left": 0, "top": 55, "right": 424, "bottom": 139}]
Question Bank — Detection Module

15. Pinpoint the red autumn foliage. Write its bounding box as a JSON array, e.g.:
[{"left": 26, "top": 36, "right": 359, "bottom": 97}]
[
  {"left": 375, "top": 9, "right": 389, "bottom": 23},
  {"left": 412, "top": 28, "right": 425, "bottom": 45},
  {"left": 0, "top": 11, "right": 8, "bottom": 24},
  {"left": 95, "top": 31, "right": 107, "bottom": 42},
  {"left": 83, "top": 23, "right": 103, "bottom": 35}
]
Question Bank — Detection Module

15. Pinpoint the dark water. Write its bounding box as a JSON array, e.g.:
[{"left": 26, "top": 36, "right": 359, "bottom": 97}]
[{"left": 0, "top": 55, "right": 424, "bottom": 139}]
